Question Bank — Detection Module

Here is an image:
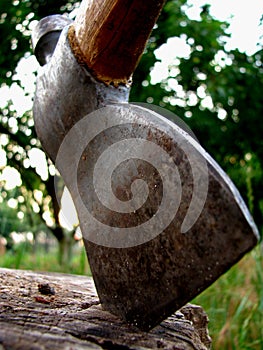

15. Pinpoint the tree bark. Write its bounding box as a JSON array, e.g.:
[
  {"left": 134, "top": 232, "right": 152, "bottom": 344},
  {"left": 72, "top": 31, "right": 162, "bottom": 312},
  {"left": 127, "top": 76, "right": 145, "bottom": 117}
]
[
  {"left": 0, "top": 268, "right": 211, "bottom": 350},
  {"left": 68, "top": 0, "right": 167, "bottom": 85}
]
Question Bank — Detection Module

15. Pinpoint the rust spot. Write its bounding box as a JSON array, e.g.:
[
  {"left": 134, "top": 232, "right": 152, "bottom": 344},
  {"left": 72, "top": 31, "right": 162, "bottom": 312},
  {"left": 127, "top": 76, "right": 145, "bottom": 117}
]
[{"left": 34, "top": 296, "right": 51, "bottom": 304}]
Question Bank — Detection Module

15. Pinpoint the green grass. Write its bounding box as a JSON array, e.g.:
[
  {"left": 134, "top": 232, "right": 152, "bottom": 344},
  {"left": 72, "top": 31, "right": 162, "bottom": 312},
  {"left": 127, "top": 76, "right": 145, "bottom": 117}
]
[
  {"left": 0, "top": 242, "right": 91, "bottom": 276},
  {"left": 193, "top": 246, "right": 263, "bottom": 349},
  {"left": 0, "top": 242, "right": 262, "bottom": 349}
]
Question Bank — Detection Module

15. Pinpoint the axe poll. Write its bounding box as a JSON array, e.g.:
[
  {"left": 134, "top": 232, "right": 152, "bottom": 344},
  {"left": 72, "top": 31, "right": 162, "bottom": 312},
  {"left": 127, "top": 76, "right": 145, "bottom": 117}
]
[{"left": 32, "top": 0, "right": 259, "bottom": 330}]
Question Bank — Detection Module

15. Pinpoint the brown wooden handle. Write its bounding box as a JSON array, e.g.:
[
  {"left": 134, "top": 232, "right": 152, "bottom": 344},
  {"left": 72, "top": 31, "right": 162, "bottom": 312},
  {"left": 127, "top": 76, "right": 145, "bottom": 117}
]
[{"left": 68, "top": 0, "right": 166, "bottom": 86}]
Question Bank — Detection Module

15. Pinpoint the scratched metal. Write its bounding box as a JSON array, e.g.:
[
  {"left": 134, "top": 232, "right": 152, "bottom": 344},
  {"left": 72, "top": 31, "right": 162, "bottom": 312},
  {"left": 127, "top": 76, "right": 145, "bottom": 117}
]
[{"left": 32, "top": 22, "right": 259, "bottom": 331}]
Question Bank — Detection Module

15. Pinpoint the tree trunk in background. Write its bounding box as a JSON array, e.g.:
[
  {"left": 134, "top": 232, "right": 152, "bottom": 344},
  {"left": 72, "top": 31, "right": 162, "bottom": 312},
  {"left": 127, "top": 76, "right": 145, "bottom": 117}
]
[{"left": 56, "top": 232, "right": 75, "bottom": 266}]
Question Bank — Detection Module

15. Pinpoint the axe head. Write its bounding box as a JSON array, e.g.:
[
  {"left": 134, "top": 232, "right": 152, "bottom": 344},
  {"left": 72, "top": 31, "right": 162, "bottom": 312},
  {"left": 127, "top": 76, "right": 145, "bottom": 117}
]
[
  {"left": 55, "top": 103, "right": 259, "bottom": 331},
  {"left": 32, "top": 17, "right": 259, "bottom": 331}
]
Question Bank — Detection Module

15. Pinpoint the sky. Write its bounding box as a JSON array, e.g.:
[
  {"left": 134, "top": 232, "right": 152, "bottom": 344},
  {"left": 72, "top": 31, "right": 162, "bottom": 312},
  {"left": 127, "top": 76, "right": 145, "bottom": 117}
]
[
  {"left": 191, "top": 0, "right": 263, "bottom": 54},
  {"left": 151, "top": 0, "right": 263, "bottom": 83},
  {"left": 1, "top": 0, "right": 263, "bottom": 229}
]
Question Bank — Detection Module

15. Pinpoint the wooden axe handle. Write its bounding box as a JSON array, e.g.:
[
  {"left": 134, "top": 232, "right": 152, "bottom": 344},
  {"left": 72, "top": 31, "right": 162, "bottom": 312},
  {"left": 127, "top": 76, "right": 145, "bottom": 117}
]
[{"left": 68, "top": 0, "right": 166, "bottom": 86}]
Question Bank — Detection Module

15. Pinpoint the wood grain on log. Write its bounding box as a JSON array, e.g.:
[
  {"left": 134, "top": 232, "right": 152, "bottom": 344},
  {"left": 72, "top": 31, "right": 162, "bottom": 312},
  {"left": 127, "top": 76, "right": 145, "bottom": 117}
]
[
  {"left": 68, "top": 0, "right": 167, "bottom": 86},
  {"left": 0, "top": 268, "right": 211, "bottom": 349}
]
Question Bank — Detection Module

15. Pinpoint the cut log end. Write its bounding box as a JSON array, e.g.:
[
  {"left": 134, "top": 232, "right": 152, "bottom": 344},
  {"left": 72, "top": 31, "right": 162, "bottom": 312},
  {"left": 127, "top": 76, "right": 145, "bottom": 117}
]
[
  {"left": 68, "top": 25, "right": 131, "bottom": 87},
  {"left": 67, "top": 0, "right": 167, "bottom": 87},
  {"left": 0, "top": 268, "right": 212, "bottom": 349}
]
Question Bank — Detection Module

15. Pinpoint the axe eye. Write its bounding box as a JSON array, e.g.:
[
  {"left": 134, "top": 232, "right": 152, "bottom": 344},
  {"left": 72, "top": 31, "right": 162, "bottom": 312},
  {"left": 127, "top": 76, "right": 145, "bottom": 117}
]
[
  {"left": 31, "top": 14, "right": 73, "bottom": 66},
  {"left": 34, "top": 31, "right": 62, "bottom": 66}
]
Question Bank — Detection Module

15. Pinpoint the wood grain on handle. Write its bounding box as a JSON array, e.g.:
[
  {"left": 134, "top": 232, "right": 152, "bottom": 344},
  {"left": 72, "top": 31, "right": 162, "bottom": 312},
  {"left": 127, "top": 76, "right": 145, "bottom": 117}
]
[{"left": 68, "top": 0, "right": 166, "bottom": 86}]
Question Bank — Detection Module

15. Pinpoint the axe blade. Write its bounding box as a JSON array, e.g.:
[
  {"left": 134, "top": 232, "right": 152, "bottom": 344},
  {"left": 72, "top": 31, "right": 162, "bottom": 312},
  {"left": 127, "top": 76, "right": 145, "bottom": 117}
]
[
  {"left": 31, "top": 18, "right": 259, "bottom": 330},
  {"left": 57, "top": 104, "right": 259, "bottom": 331}
]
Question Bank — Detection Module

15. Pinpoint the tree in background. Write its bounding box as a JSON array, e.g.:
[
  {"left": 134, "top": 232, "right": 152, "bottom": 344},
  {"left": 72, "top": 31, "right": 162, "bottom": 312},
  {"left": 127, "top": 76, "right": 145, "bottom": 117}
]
[
  {"left": 0, "top": 0, "right": 80, "bottom": 263},
  {"left": 131, "top": 1, "right": 263, "bottom": 233},
  {"left": 0, "top": 0, "right": 262, "bottom": 263}
]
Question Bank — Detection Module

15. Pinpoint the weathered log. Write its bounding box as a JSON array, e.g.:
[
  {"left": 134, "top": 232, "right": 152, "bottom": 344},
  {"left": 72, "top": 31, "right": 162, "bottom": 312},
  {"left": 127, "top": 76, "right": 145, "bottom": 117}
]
[{"left": 0, "top": 268, "right": 211, "bottom": 350}]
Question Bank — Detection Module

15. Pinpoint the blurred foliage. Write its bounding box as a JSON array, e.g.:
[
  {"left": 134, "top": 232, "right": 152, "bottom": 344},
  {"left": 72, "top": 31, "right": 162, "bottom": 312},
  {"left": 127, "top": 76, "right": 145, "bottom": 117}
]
[
  {"left": 0, "top": 0, "right": 80, "bottom": 261},
  {"left": 0, "top": 198, "right": 23, "bottom": 246},
  {"left": 0, "top": 0, "right": 78, "bottom": 83}
]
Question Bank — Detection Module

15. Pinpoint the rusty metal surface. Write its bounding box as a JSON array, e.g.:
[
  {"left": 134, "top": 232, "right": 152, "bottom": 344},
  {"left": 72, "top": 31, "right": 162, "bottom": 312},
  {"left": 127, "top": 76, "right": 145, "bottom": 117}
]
[
  {"left": 32, "top": 23, "right": 259, "bottom": 331},
  {"left": 58, "top": 104, "right": 258, "bottom": 330},
  {"left": 33, "top": 26, "right": 130, "bottom": 161}
]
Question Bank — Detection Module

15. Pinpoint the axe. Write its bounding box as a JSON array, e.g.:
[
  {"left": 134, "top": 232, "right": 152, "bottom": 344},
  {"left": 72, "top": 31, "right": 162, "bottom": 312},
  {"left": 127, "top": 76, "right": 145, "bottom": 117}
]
[{"left": 31, "top": 0, "right": 259, "bottom": 330}]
